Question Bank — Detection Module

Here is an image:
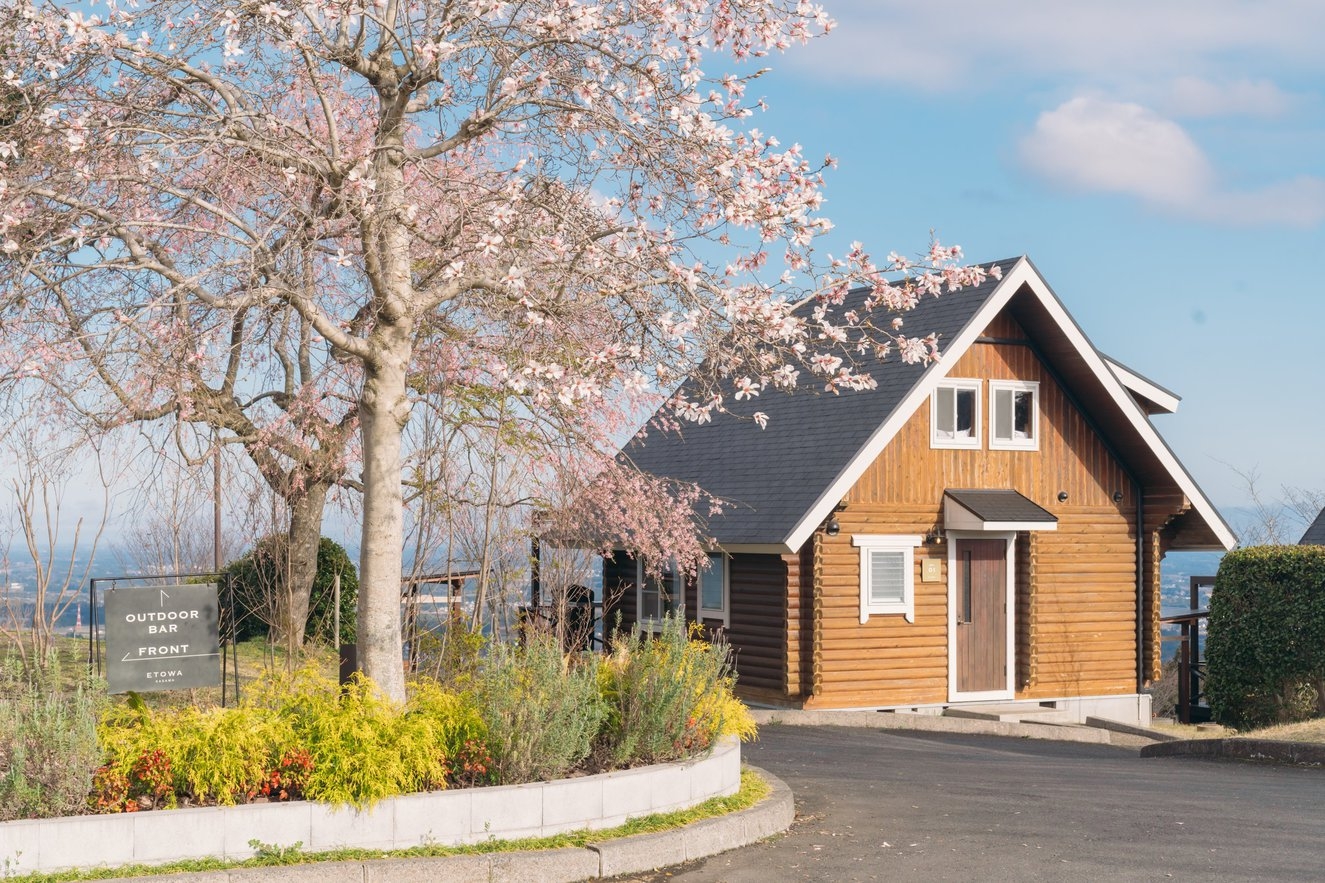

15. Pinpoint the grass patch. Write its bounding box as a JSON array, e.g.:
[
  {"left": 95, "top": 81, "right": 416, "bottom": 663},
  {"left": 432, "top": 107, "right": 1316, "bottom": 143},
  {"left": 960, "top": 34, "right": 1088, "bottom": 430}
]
[
  {"left": 2, "top": 769, "right": 770, "bottom": 882},
  {"left": 1234, "top": 717, "right": 1325, "bottom": 744},
  {"left": 1148, "top": 717, "right": 1325, "bottom": 744}
]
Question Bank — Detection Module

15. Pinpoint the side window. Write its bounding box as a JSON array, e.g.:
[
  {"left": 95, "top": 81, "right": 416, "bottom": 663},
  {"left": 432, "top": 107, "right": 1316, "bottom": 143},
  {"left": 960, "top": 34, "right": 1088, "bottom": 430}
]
[
  {"left": 852, "top": 535, "right": 922, "bottom": 623},
  {"left": 932, "top": 380, "right": 982, "bottom": 449},
  {"left": 990, "top": 381, "right": 1039, "bottom": 450},
  {"left": 637, "top": 559, "right": 679, "bottom": 629},
  {"left": 698, "top": 552, "right": 729, "bottom": 626}
]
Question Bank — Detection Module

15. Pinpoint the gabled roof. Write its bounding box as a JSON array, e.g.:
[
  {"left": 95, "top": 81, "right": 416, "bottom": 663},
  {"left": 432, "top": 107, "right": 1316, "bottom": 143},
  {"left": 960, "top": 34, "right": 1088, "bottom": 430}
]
[
  {"left": 621, "top": 256, "right": 1236, "bottom": 554},
  {"left": 1300, "top": 508, "right": 1325, "bottom": 545}
]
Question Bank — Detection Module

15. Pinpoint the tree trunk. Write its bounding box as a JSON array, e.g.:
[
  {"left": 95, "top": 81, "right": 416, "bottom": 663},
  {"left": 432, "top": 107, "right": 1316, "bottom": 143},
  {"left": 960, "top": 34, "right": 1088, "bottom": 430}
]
[
  {"left": 268, "top": 480, "right": 329, "bottom": 650},
  {"left": 357, "top": 328, "right": 412, "bottom": 703}
]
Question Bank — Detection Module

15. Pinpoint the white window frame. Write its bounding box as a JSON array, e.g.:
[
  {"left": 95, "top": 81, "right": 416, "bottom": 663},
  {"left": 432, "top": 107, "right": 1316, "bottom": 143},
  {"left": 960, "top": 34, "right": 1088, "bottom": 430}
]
[
  {"left": 852, "top": 535, "right": 922, "bottom": 624},
  {"left": 931, "top": 379, "right": 982, "bottom": 449},
  {"left": 989, "top": 380, "right": 1040, "bottom": 451},
  {"left": 697, "top": 551, "right": 729, "bottom": 627},
  {"left": 636, "top": 559, "right": 680, "bottom": 631}
]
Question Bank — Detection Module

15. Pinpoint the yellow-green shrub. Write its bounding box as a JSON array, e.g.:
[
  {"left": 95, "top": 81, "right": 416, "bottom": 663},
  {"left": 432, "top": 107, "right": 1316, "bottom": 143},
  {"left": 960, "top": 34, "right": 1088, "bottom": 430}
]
[
  {"left": 257, "top": 670, "right": 449, "bottom": 807},
  {"left": 98, "top": 695, "right": 292, "bottom": 806}
]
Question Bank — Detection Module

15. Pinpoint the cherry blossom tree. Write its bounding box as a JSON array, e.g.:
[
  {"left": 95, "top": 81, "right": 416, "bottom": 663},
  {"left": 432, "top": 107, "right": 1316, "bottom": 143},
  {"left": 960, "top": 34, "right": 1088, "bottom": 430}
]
[{"left": 0, "top": 0, "right": 993, "bottom": 702}]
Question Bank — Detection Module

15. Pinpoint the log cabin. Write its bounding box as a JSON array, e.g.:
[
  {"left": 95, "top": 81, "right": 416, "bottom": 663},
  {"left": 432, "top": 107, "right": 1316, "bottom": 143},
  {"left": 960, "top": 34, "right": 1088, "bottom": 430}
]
[{"left": 602, "top": 256, "right": 1236, "bottom": 725}]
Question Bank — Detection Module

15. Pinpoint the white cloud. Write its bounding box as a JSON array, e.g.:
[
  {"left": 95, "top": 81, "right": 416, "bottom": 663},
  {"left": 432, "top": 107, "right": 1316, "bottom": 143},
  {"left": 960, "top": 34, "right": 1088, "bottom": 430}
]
[
  {"left": 1161, "top": 77, "right": 1296, "bottom": 118},
  {"left": 1019, "top": 98, "right": 1212, "bottom": 205},
  {"left": 1019, "top": 97, "right": 1325, "bottom": 226},
  {"left": 793, "top": 1, "right": 1325, "bottom": 93}
]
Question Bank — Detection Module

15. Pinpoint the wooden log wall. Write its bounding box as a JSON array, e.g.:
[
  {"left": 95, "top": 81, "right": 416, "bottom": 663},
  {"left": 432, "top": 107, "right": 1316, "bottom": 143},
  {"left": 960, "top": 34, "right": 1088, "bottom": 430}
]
[
  {"left": 805, "top": 312, "right": 1148, "bottom": 707},
  {"left": 725, "top": 554, "right": 790, "bottom": 703}
]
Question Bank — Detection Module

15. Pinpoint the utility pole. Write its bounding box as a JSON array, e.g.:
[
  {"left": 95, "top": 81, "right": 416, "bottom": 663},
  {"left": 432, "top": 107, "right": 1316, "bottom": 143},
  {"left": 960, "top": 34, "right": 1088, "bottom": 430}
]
[{"left": 213, "top": 440, "right": 223, "bottom": 572}]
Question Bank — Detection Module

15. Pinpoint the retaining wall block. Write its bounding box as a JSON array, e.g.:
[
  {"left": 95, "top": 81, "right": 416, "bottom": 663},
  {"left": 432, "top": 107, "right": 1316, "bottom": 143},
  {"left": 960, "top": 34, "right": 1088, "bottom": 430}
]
[
  {"left": 308, "top": 800, "right": 395, "bottom": 851},
  {"left": 220, "top": 800, "right": 314, "bottom": 859},
  {"left": 470, "top": 782, "right": 543, "bottom": 842},
  {"left": 543, "top": 775, "right": 606, "bottom": 833},
  {"left": 38, "top": 812, "right": 135, "bottom": 872},
  {"left": 131, "top": 805, "right": 227, "bottom": 864},
  {"left": 390, "top": 787, "right": 472, "bottom": 848}
]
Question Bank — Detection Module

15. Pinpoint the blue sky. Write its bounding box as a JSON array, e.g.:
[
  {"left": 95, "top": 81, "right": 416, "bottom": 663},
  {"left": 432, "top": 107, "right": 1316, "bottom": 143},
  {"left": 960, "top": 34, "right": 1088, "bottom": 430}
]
[
  {"left": 7, "top": 0, "right": 1321, "bottom": 549},
  {"left": 744, "top": 0, "right": 1325, "bottom": 518}
]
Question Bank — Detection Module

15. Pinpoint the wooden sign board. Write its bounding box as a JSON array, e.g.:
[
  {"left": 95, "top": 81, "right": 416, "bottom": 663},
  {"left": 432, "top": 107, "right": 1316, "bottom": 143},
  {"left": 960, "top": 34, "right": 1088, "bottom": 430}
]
[{"left": 104, "top": 583, "right": 222, "bottom": 694}]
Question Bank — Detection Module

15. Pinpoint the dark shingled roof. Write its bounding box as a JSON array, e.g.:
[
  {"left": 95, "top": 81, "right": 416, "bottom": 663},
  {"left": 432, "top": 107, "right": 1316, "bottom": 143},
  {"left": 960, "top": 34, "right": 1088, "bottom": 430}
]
[
  {"left": 620, "top": 262, "right": 1013, "bottom": 546},
  {"left": 1300, "top": 508, "right": 1325, "bottom": 545},
  {"left": 944, "top": 489, "right": 1057, "bottom": 525}
]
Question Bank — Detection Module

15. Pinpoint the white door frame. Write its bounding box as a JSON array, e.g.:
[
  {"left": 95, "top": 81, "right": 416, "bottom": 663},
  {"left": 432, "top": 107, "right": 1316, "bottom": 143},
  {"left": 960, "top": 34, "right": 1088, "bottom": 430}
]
[{"left": 947, "top": 530, "right": 1017, "bottom": 702}]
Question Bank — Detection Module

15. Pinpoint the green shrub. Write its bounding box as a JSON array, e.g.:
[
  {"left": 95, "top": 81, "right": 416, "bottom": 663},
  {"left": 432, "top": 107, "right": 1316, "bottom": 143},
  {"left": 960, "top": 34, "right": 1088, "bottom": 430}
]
[
  {"left": 0, "top": 663, "right": 103, "bottom": 821},
  {"left": 1206, "top": 545, "right": 1325, "bottom": 729},
  {"left": 598, "top": 615, "right": 755, "bottom": 767},
  {"left": 224, "top": 536, "right": 357, "bottom": 645},
  {"left": 474, "top": 635, "right": 605, "bottom": 784}
]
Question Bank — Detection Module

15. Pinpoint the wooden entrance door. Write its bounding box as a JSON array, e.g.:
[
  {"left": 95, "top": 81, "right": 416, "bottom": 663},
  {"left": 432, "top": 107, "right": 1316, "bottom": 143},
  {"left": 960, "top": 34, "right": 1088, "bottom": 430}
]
[{"left": 954, "top": 538, "right": 1008, "bottom": 695}]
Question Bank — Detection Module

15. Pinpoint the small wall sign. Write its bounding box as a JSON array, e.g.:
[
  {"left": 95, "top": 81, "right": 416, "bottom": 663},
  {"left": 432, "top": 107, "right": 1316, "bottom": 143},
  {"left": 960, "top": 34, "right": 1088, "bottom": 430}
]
[{"left": 104, "top": 583, "right": 222, "bottom": 693}]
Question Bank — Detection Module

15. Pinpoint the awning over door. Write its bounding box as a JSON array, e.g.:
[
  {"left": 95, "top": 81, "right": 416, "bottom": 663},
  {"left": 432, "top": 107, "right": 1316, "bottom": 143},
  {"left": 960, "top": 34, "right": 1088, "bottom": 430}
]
[{"left": 943, "top": 489, "right": 1058, "bottom": 532}]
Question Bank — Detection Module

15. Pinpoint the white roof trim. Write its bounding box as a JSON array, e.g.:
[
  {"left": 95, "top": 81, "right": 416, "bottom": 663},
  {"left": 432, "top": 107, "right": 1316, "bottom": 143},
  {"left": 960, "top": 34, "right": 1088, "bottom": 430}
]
[
  {"left": 783, "top": 258, "right": 1033, "bottom": 553},
  {"left": 1105, "top": 357, "right": 1180, "bottom": 415},
  {"left": 780, "top": 257, "right": 1236, "bottom": 553}
]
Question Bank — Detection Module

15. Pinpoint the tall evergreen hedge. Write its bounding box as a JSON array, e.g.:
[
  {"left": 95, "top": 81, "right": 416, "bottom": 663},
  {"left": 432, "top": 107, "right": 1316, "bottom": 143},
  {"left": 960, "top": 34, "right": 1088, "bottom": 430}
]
[{"left": 1206, "top": 545, "right": 1325, "bottom": 729}]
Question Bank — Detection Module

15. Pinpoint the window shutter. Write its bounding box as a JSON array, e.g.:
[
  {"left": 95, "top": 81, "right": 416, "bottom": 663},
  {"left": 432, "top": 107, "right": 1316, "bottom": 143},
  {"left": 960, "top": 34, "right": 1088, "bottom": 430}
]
[{"left": 869, "top": 550, "right": 906, "bottom": 604}]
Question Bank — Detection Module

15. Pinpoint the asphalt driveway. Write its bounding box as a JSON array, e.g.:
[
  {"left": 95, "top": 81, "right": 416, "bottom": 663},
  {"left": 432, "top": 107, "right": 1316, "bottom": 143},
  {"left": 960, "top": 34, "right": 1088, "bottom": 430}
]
[{"left": 630, "top": 724, "right": 1325, "bottom": 882}]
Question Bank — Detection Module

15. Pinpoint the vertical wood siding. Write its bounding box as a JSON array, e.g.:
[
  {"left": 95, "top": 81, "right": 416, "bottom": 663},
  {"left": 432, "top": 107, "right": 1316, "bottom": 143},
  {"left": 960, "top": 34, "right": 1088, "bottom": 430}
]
[{"left": 806, "top": 314, "right": 1145, "bottom": 707}]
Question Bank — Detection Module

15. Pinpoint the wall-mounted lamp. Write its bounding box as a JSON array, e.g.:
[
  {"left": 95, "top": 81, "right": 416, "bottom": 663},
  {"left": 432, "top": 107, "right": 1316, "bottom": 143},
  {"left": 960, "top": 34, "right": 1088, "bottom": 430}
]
[
  {"left": 825, "top": 517, "right": 841, "bottom": 537},
  {"left": 924, "top": 530, "right": 945, "bottom": 546},
  {"left": 1112, "top": 491, "right": 1124, "bottom": 504},
  {"left": 1057, "top": 491, "right": 1069, "bottom": 503}
]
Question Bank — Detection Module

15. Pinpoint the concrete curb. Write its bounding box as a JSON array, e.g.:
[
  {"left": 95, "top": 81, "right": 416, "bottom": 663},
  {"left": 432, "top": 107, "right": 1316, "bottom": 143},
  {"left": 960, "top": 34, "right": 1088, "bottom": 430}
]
[
  {"left": 98, "top": 766, "right": 795, "bottom": 883},
  {"left": 750, "top": 708, "right": 1112, "bottom": 745},
  {"left": 1084, "top": 716, "right": 1180, "bottom": 743},
  {"left": 1140, "top": 738, "right": 1325, "bottom": 767}
]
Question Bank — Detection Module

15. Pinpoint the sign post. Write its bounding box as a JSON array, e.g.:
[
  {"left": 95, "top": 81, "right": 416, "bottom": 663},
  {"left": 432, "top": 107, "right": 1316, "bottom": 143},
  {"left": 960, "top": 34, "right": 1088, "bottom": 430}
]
[{"left": 104, "top": 583, "right": 222, "bottom": 694}]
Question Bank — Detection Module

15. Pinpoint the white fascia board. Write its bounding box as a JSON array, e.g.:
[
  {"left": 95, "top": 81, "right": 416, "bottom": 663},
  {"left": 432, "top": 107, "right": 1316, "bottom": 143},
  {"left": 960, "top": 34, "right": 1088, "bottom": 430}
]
[
  {"left": 1104, "top": 357, "right": 1181, "bottom": 415},
  {"left": 782, "top": 257, "right": 1033, "bottom": 554},
  {"left": 1016, "top": 267, "right": 1237, "bottom": 551}
]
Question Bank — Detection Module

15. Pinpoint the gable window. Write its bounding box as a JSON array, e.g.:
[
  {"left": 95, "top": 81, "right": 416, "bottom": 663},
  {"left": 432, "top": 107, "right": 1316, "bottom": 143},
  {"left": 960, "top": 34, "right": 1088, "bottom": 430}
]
[
  {"left": 637, "top": 559, "right": 679, "bottom": 629},
  {"left": 698, "top": 552, "right": 729, "bottom": 627},
  {"left": 990, "top": 380, "right": 1039, "bottom": 450},
  {"left": 852, "top": 535, "right": 922, "bottom": 624},
  {"left": 931, "top": 380, "right": 982, "bottom": 449}
]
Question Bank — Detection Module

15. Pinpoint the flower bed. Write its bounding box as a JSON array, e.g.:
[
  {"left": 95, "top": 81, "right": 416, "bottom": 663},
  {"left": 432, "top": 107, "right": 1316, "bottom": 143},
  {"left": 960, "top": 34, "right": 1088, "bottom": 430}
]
[
  {"left": 0, "top": 736, "right": 741, "bottom": 874},
  {"left": 0, "top": 617, "right": 756, "bottom": 874}
]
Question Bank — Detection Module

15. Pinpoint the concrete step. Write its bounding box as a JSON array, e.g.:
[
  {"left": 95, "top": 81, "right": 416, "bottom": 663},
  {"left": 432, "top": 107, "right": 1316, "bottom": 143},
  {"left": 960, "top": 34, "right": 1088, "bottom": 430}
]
[{"left": 943, "top": 703, "right": 1078, "bottom": 725}]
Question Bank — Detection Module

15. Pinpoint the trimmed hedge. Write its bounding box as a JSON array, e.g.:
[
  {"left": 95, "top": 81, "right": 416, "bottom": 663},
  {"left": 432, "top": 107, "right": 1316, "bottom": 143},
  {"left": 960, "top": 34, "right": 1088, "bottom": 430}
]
[{"left": 1206, "top": 545, "right": 1325, "bottom": 729}]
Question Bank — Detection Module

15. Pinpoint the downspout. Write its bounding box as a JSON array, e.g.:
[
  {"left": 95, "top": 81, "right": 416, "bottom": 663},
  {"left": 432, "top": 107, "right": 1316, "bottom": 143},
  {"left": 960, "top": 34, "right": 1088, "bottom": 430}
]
[{"left": 1136, "top": 486, "right": 1145, "bottom": 693}]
